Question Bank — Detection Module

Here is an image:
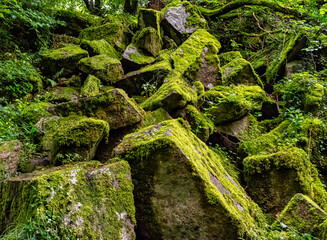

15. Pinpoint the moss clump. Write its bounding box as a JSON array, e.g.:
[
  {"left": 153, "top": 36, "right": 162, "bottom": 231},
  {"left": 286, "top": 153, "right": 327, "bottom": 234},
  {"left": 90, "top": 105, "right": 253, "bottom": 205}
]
[
  {"left": 52, "top": 34, "right": 81, "bottom": 49},
  {"left": 41, "top": 45, "right": 88, "bottom": 77},
  {"left": 140, "top": 74, "right": 197, "bottom": 112},
  {"left": 22, "top": 102, "right": 52, "bottom": 124},
  {"left": 43, "top": 87, "right": 80, "bottom": 104},
  {"left": 80, "top": 75, "right": 101, "bottom": 97},
  {"left": 80, "top": 39, "right": 120, "bottom": 59},
  {"left": 38, "top": 116, "right": 109, "bottom": 165},
  {"left": 54, "top": 88, "right": 145, "bottom": 130},
  {"left": 144, "top": 108, "right": 172, "bottom": 127},
  {"left": 132, "top": 27, "right": 163, "bottom": 57},
  {"left": 274, "top": 193, "right": 327, "bottom": 237},
  {"left": 0, "top": 161, "right": 135, "bottom": 239},
  {"left": 193, "top": 81, "right": 205, "bottom": 95},
  {"left": 219, "top": 51, "right": 243, "bottom": 66},
  {"left": 221, "top": 57, "right": 263, "bottom": 88},
  {"left": 244, "top": 147, "right": 327, "bottom": 213},
  {"left": 114, "top": 119, "right": 266, "bottom": 239},
  {"left": 78, "top": 54, "right": 124, "bottom": 84},
  {"left": 79, "top": 22, "right": 128, "bottom": 52},
  {"left": 199, "top": 85, "right": 267, "bottom": 125}
]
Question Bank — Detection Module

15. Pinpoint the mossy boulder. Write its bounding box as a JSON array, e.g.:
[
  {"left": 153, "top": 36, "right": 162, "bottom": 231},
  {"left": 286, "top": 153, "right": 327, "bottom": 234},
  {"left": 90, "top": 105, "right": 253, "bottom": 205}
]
[
  {"left": 244, "top": 147, "right": 327, "bottom": 214},
  {"left": 161, "top": 1, "right": 208, "bottom": 45},
  {"left": 121, "top": 44, "right": 155, "bottom": 73},
  {"left": 43, "top": 87, "right": 80, "bottom": 104},
  {"left": 22, "top": 101, "right": 52, "bottom": 124},
  {"left": 54, "top": 88, "right": 145, "bottom": 130},
  {"left": 0, "top": 140, "right": 22, "bottom": 181},
  {"left": 114, "top": 119, "right": 265, "bottom": 239},
  {"left": 199, "top": 85, "right": 267, "bottom": 125},
  {"left": 51, "top": 34, "right": 81, "bottom": 49},
  {"left": 79, "top": 22, "right": 128, "bottom": 52},
  {"left": 138, "top": 8, "right": 163, "bottom": 32},
  {"left": 80, "top": 39, "right": 120, "bottom": 59},
  {"left": 41, "top": 45, "right": 88, "bottom": 77},
  {"left": 221, "top": 57, "right": 263, "bottom": 88},
  {"left": 144, "top": 108, "right": 172, "bottom": 127},
  {"left": 132, "top": 27, "right": 163, "bottom": 57},
  {"left": 78, "top": 54, "right": 124, "bottom": 84},
  {"left": 37, "top": 116, "right": 109, "bottom": 165},
  {"left": 219, "top": 51, "right": 243, "bottom": 66},
  {"left": 140, "top": 75, "right": 197, "bottom": 112},
  {"left": 116, "top": 60, "right": 171, "bottom": 96},
  {"left": 273, "top": 193, "right": 327, "bottom": 237},
  {"left": 54, "top": 10, "right": 102, "bottom": 37},
  {"left": 216, "top": 114, "right": 252, "bottom": 139},
  {"left": 80, "top": 75, "right": 101, "bottom": 97},
  {"left": 0, "top": 161, "right": 135, "bottom": 239}
]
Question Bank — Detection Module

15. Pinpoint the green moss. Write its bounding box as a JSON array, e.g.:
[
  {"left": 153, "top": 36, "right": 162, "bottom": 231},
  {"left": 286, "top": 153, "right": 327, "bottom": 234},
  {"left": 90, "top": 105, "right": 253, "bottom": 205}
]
[
  {"left": 80, "top": 75, "right": 101, "bottom": 97},
  {"left": 22, "top": 102, "right": 52, "bottom": 124},
  {"left": 52, "top": 34, "right": 81, "bottom": 49},
  {"left": 114, "top": 119, "right": 266, "bottom": 238},
  {"left": 221, "top": 57, "right": 263, "bottom": 88},
  {"left": 78, "top": 54, "right": 124, "bottom": 84},
  {"left": 0, "top": 161, "right": 135, "bottom": 239},
  {"left": 132, "top": 27, "right": 163, "bottom": 57},
  {"left": 123, "top": 44, "right": 156, "bottom": 66},
  {"left": 80, "top": 39, "right": 120, "bottom": 59},
  {"left": 43, "top": 87, "right": 80, "bottom": 103},
  {"left": 199, "top": 85, "right": 267, "bottom": 125},
  {"left": 193, "top": 81, "right": 205, "bottom": 95},
  {"left": 39, "top": 116, "right": 109, "bottom": 164},
  {"left": 79, "top": 22, "right": 128, "bottom": 52},
  {"left": 42, "top": 45, "right": 88, "bottom": 61},
  {"left": 219, "top": 51, "right": 243, "bottom": 66},
  {"left": 138, "top": 8, "right": 164, "bottom": 36},
  {"left": 144, "top": 108, "right": 172, "bottom": 127}
]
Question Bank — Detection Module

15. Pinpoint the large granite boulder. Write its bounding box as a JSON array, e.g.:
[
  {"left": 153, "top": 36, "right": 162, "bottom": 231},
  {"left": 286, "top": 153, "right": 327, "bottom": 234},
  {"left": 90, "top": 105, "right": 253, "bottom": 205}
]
[
  {"left": 0, "top": 161, "right": 135, "bottom": 239},
  {"left": 114, "top": 119, "right": 266, "bottom": 240}
]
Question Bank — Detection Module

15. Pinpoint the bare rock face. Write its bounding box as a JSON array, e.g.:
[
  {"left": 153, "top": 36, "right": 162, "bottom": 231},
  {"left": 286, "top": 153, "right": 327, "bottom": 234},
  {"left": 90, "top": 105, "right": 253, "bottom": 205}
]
[
  {"left": 114, "top": 119, "right": 266, "bottom": 240},
  {"left": 0, "top": 161, "right": 136, "bottom": 240}
]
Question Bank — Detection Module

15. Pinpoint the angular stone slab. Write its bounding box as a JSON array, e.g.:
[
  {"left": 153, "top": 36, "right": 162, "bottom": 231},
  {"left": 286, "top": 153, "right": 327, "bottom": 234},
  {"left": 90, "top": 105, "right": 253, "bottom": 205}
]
[
  {"left": 132, "top": 27, "right": 163, "bottom": 57},
  {"left": 41, "top": 45, "right": 88, "bottom": 77},
  {"left": 161, "top": 1, "right": 207, "bottom": 45},
  {"left": 78, "top": 54, "right": 124, "bottom": 84},
  {"left": 36, "top": 116, "right": 109, "bottom": 165},
  {"left": 114, "top": 119, "right": 265, "bottom": 240},
  {"left": 54, "top": 88, "right": 145, "bottom": 130},
  {"left": 80, "top": 39, "right": 120, "bottom": 59},
  {"left": 80, "top": 74, "right": 101, "bottom": 97},
  {"left": 0, "top": 161, "right": 135, "bottom": 240}
]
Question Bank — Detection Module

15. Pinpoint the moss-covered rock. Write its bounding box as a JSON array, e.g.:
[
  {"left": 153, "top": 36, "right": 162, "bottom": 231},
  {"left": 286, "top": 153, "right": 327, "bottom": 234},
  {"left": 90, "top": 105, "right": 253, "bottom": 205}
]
[
  {"left": 244, "top": 147, "right": 327, "bottom": 213},
  {"left": 37, "top": 116, "right": 109, "bottom": 165},
  {"left": 0, "top": 140, "right": 22, "bottom": 181},
  {"left": 43, "top": 87, "right": 80, "bottom": 104},
  {"left": 79, "top": 22, "right": 128, "bottom": 52},
  {"left": 80, "top": 39, "right": 120, "bottom": 59},
  {"left": 54, "top": 10, "right": 103, "bottom": 37},
  {"left": 78, "top": 54, "right": 124, "bottom": 84},
  {"left": 114, "top": 119, "right": 265, "bottom": 239},
  {"left": 199, "top": 85, "right": 267, "bottom": 125},
  {"left": 161, "top": 1, "right": 208, "bottom": 45},
  {"left": 51, "top": 34, "right": 81, "bottom": 49},
  {"left": 273, "top": 193, "right": 327, "bottom": 237},
  {"left": 121, "top": 44, "right": 156, "bottom": 73},
  {"left": 116, "top": 60, "right": 171, "bottom": 96},
  {"left": 41, "top": 45, "right": 88, "bottom": 77},
  {"left": 221, "top": 57, "right": 263, "bottom": 88},
  {"left": 140, "top": 74, "right": 197, "bottom": 112},
  {"left": 22, "top": 101, "right": 52, "bottom": 124},
  {"left": 0, "top": 161, "right": 135, "bottom": 239},
  {"left": 216, "top": 114, "right": 252, "bottom": 139},
  {"left": 132, "top": 27, "right": 163, "bottom": 57},
  {"left": 144, "top": 108, "right": 172, "bottom": 127},
  {"left": 138, "top": 8, "right": 163, "bottom": 33},
  {"left": 54, "top": 88, "right": 145, "bottom": 130},
  {"left": 80, "top": 75, "right": 101, "bottom": 97},
  {"left": 219, "top": 51, "right": 243, "bottom": 66}
]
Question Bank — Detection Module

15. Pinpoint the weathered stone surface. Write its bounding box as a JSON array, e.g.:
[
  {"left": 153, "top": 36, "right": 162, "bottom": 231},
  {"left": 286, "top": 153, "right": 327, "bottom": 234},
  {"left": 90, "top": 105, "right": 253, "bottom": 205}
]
[
  {"left": 0, "top": 140, "right": 22, "bottom": 180},
  {"left": 0, "top": 161, "right": 135, "bottom": 240},
  {"left": 274, "top": 193, "right": 327, "bottom": 236},
  {"left": 54, "top": 88, "right": 145, "bottom": 130},
  {"left": 41, "top": 45, "right": 88, "bottom": 77},
  {"left": 144, "top": 108, "right": 172, "bottom": 127},
  {"left": 78, "top": 54, "right": 124, "bottom": 84},
  {"left": 132, "top": 27, "right": 163, "bottom": 57},
  {"left": 199, "top": 85, "right": 267, "bottom": 125},
  {"left": 138, "top": 8, "right": 163, "bottom": 31},
  {"left": 54, "top": 10, "right": 103, "bottom": 37},
  {"left": 116, "top": 60, "right": 171, "bottom": 96},
  {"left": 80, "top": 75, "right": 101, "bottom": 97},
  {"left": 36, "top": 116, "right": 109, "bottom": 165},
  {"left": 161, "top": 1, "right": 207, "bottom": 45},
  {"left": 114, "top": 119, "right": 265, "bottom": 240},
  {"left": 216, "top": 114, "right": 251, "bottom": 139},
  {"left": 221, "top": 57, "right": 263, "bottom": 87},
  {"left": 244, "top": 147, "right": 327, "bottom": 214},
  {"left": 80, "top": 39, "right": 120, "bottom": 58},
  {"left": 43, "top": 87, "right": 80, "bottom": 104},
  {"left": 79, "top": 22, "right": 128, "bottom": 52},
  {"left": 51, "top": 34, "right": 81, "bottom": 49},
  {"left": 121, "top": 44, "right": 155, "bottom": 73}
]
